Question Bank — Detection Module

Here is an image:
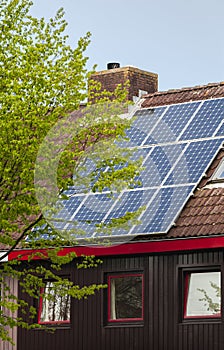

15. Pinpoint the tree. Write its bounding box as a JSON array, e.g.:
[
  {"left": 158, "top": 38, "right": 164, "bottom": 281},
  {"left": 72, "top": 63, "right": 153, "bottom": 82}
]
[{"left": 0, "top": 0, "right": 142, "bottom": 343}]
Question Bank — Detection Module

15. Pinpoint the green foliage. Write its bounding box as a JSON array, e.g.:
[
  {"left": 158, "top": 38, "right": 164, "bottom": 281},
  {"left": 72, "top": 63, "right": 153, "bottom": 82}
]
[
  {"left": 0, "top": 0, "right": 143, "bottom": 344},
  {"left": 198, "top": 282, "right": 221, "bottom": 314},
  {"left": 0, "top": 0, "right": 90, "bottom": 238},
  {"left": 76, "top": 255, "right": 103, "bottom": 269}
]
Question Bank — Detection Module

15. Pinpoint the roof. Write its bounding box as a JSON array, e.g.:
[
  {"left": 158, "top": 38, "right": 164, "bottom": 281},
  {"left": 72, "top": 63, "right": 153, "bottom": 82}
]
[
  {"left": 26, "top": 81, "right": 224, "bottom": 244},
  {"left": 3, "top": 81, "right": 224, "bottom": 253},
  {"left": 167, "top": 150, "right": 224, "bottom": 238},
  {"left": 142, "top": 81, "right": 224, "bottom": 108},
  {"left": 141, "top": 82, "right": 224, "bottom": 239}
]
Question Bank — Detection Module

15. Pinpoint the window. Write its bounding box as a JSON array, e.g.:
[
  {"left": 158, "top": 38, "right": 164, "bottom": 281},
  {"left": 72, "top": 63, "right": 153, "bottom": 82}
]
[
  {"left": 108, "top": 273, "right": 143, "bottom": 322},
  {"left": 184, "top": 271, "right": 221, "bottom": 319},
  {"left": 38, "top": 282, "right": 71, "bottom": 324},
  {"left": 211, "top": 158, "right": 224, "bottom": 181}
]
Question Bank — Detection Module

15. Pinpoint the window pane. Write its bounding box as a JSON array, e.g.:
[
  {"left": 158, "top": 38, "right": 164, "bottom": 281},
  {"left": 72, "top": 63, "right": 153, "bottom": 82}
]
[
  {"left": 109, "top": 275, "right": 143, "bottom": 321},
  {"left": 185, "top": 272, "right": 221, "bottom": 318},
  {"left": 212, "top": 158, "right": 224, "bottom": 180},
  {"left": 40, "top": 282, "right": 70, "bottom": 323}
]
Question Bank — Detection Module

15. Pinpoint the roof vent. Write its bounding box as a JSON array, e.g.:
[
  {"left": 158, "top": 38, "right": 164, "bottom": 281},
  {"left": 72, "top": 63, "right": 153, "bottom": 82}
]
[{"left": 107, "top": 62, "right": 120, "bottom": 70}]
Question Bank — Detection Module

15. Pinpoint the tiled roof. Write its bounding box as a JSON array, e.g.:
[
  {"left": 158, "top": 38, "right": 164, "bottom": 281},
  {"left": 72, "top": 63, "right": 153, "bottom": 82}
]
[
  {"left": 140, "top": 82, "right": 224, "bottom": 239},
  {"left": 141, "top": 81, "right": 224, "bottom": 108},
  {"left": 167, "top": 185, "right": 224, "bottom": 238}
]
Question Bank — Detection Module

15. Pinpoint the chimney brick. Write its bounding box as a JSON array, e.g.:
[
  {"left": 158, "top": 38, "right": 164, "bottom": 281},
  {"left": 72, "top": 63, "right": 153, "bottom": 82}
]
[{"left": 90, "top": 66, "right": 158, "bottom": 101}]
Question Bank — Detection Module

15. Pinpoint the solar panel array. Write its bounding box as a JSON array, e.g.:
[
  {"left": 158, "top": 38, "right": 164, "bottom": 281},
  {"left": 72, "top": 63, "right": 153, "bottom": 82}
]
[{"left": 49, "top": 97, "right": 224, "bottom": 241}]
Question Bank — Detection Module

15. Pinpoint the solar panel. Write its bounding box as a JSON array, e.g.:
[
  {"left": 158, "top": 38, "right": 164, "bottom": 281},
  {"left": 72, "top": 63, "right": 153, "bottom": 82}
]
[
  {"left": 180, "top": 98, "right": 224, "bottom": 140},
  {"left": 215, "top": 122, "right": 224, "bottom": 137},
  {"left": 143, "top": 101, "right": 201, "bottom": 145},
  {"left": 165, "top": 139, "right": 223, "bottom": 185},
  {"left": 119, "top": 107, "right": 166, "bottom": 147},
  {"left": 99, "top": 188, "right": 156, "bottom": 237},
  {"left": 142, "top": 144, "right": 186, "bottom": 187},
  {"left": 131, "top": 185, "right": 194, "bottom": 234},
  {"left": 46, "top": 97, "right": 224, "bottom": 242}
]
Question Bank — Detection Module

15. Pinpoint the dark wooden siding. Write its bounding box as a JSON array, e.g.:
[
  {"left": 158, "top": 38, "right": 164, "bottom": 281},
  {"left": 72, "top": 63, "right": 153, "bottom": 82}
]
[
  {"left": 18, "top": 249, "right": 224, "bottom": 350},
  {"left": 0, "top": 277, "right": 18, "bottom": 350}
]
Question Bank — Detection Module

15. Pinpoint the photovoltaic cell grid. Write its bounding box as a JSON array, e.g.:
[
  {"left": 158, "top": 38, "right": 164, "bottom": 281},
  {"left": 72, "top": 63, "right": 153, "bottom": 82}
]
[
  {"left": 143, "top": 101, "right": 201, "bottom": 145},
  {"left": 119, "top": 107, "right": 166, "bottom": 147},
  {"left": 216, "top": 122, "right": 224, "bottom": 137},
  {"left": 180, "top": 98, "right": 224, "bottom": 140},
  {"left": 50, "top": 97, "right": 224, "bottom": 240}
]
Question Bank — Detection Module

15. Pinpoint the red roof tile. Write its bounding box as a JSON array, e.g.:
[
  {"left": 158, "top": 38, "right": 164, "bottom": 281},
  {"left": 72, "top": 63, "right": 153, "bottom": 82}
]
[
  {"left": 167, "top": 178, "right": 224, "bottom": 238},
  {"left": 141, "top": 81, "right": 224, "bottom": 108}
]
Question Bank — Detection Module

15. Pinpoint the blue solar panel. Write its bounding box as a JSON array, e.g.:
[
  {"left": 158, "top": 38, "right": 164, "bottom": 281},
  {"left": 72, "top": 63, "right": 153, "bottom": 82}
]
[
  {"left": 132, "top": 185, "right": 194, "bottom": 234},
  {"left": 67, "top": 158, "right": 97, "bottom": 194},
  {"left": 74, "top": 196, "right": 111, "bottom": 222},
  {"left": 51, "top": 193, "right": 120, "bottom": 238},
  {"left": 107, "top": 189, "right": 154, "bottom": 220},
  {"left": 44, "top": 97, "right": 224, "bottom": 241},
  {"left": 215, "top": 122, "right": 224, "bottom": 137},
  {"left": 144, "top": 144, "right": 186, "bottom": 186},
  {"left": 119, "top": 107, "right": 166, "bottom": 147},
  {"left": 94, "top": 188, "right": 156, "bottom": 237},
  {"left": 180, "top": 98, "right": 224, "bottom": 140},
  {"left": 143, "top": 101, "right": 200, "bottom": 145},
  {"left": 49, "top": 195, "right": 85, "bottom": 225},
  {"left": 74, "top": 193, "right": 119, "bottom": 223},
  {"left": 165, "top": 139, "right": 223, "bottom": 185},
  {"left": 58, "top": 193, "right": 118, "bottom": 223}
]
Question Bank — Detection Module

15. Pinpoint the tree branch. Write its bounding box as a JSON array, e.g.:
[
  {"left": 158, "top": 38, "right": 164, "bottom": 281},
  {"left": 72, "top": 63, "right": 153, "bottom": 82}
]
[{"left": 0, "top": 213, "right": 43, "bottom": 262}]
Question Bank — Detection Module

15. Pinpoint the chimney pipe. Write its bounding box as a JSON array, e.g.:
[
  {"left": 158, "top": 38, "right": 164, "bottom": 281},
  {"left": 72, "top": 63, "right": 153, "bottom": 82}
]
[{"left": 107, "top": 62, "right": 120, "bottom": 70}]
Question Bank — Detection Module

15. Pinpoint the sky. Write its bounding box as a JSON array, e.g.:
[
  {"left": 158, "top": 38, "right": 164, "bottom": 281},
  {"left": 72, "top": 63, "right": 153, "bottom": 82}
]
[{"left": 30, "top": 0, "right": 224, "bottom": 91}]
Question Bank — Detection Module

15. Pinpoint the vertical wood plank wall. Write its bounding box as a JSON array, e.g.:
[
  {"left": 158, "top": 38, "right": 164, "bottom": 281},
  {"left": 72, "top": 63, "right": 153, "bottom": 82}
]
[
  {"left": 18, "top": 249, "right": 224, "bottom": 350},
  {"left": 0, "top": 277, "right": 18, "bottom": 350}
]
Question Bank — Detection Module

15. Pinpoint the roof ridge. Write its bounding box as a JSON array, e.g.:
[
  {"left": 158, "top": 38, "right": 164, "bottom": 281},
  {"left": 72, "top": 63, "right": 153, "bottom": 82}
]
[{"left": 144, "top": 81, "right": 224, "bottom": 98}]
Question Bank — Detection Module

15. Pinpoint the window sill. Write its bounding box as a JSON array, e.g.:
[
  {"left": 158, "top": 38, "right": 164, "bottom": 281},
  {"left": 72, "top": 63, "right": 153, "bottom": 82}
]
[
  {"left": 179, "top": 318, "right": 222, "bottom": 325},
  {"left": 35, "top": 323, "right": 71, "bottom": 330},
  {"left": 104, "top": 322, "right": 144, "bottom": 328}
]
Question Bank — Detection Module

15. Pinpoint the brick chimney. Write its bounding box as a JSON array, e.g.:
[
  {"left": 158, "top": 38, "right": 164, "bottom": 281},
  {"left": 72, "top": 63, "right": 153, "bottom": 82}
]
[{"left": 90, "top": 63, "right": 158, "bottom": 102}]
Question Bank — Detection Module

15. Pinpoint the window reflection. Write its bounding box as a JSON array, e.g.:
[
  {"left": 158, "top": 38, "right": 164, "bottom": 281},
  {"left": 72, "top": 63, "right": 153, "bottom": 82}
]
[
  {"left": 185, "top": 271, "right": 221, "bottom": 318},
  {"left": 39, "top": 282, "right": 70, "bottom": 324},
  {"left": 109, "top": 274, "right": 143, "bottom": 321}
]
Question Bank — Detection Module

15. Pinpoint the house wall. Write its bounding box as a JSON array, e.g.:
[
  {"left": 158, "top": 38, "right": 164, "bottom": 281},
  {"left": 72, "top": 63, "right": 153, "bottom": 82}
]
[
  {"left": 17, "top": 248, "right": 224, "bottom": 350},
  {"left": 0, "top": 277, "right": 18, "bottom": 350}
]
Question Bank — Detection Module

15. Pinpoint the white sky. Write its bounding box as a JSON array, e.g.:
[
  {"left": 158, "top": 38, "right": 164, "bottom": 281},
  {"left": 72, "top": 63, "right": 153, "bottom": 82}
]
[{"left": 30, "top": 0, "right": 224, "bottom": 91}]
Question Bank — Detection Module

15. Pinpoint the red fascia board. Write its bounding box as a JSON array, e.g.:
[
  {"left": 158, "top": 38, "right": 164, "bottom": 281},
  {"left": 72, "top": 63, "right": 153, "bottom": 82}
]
[{"left": 8, "top": 236, "right": 224, "bottom": 261}]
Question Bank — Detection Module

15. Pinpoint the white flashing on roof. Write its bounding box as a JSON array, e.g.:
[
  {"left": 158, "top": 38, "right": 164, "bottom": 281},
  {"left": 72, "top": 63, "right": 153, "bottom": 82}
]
[
  {"left": 0, "top": 252, "right": 8, "bottom": 262},
  {"left": 204, "top": 182, "right": 224, "bottom": 189}
]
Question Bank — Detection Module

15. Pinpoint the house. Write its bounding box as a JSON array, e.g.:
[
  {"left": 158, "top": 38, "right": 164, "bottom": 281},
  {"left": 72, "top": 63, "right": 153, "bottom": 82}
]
[{"left": 4, "top": 65, "right": 224, "bottom": 350}]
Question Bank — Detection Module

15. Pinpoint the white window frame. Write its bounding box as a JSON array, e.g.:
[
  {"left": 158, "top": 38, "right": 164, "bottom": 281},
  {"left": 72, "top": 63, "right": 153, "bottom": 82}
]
[{"left": 184, "top": 270, "right": 221, "bottom": 319}]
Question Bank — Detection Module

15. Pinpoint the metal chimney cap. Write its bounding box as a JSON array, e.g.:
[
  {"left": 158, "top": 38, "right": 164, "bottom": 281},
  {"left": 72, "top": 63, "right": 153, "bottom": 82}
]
[{"left": 107, "top": 62, "right": 120, "bottom": 70}]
